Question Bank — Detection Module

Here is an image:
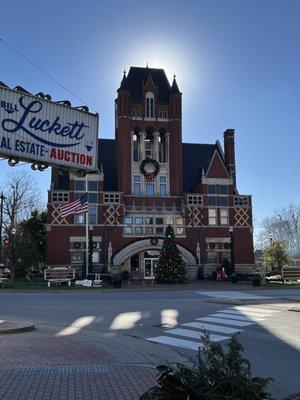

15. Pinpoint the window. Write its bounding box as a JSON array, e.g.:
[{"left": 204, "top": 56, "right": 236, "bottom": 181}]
[
  {"left": 187, "top": 195, "right": 203, "bottom": 206},
  {"left": 123, "top": 214, "right": 184, "bottom": 236},
  {"left": 220, "top": 209, "right": 228, "bottom": 225},
  {"left": 220, "top": 185, "right": 228, "bottom": 194},
  {"left": 145, "top": 137, "right": 153, "bottom": 158},
  {"left": 135, "top": 217, "right": 143, "bottom": 225},
  {"left": 88, "top": 181, "right": 98, "bottom": 191},
  {"left": 75, "top": 213, "right": 85, "bottom": 224},
  {"left": 88, "top": 193, "right": 97, "bottom": 203},
  {"left": 222, "top": 252, "right": 231, "bottom": 262},
  {"left": 145, "top": 217, "right": 153, "bottom": 224},
  {"left": 88, "top": 205, "right": 97, "bottom": 225},
  {"left": 209, "top": 209, "right": 217, "bottom": 226},
  {"left": 146, "top": 183, "right": 154, "bottom": 196},
  {"left": 103, "top": 193, "right": 120, "bottom": 204},
  {"left": 208, "top": 185, "right": 216, "bottom": 194},
  {"left": 145, "top": 227, "right": 154, "bottom": 234},
  {"left": 209, "top": 197, "right": 217, "bottom": 206},
  {"left": 132, "top": 133, "right": 140, "bottom": 162},
  {"left": 145, "top": 92, "right": 154, "bottom": 118},
  {"left": 124, "top": 217, "right": 133, "bottom": 225},
  {"left": 160, "top": 184, "right": 166, "bottom": 196},
  {"left": 136, "top": 109, "right": 141, "bottom": 117},
  {"left": 176, "top": 227, "right": 184, "bottom": 235},
  {"left": 134, "top": 183, "right": 141, "bottom": 196},
  {"left": 207, "top": 252, "right": 218, "bottom": 263},
  {"left": 92, "top": 252, "right": 100, "bottom": 263},
  {"left": 234, "top": 196, "right": 249, "bottom": 207},
  {"left": 159, "top": 111, "right": 163, "bottom": 118},
  {"left": 219, "top": 197, "right": 228, "bottom": 206},
  {"left": 133, "top": 175, "right": 141, "bottom": 196},
  {"left": 71, "top": 252, "right": 84, "bottom": 264},
  {"left": 132, "top": 109, "right": 136, "bottom": 117},
  {"left": 75, "top": 180, "right": 85, "bottom": 191},
  {"left": 164, "top": 111, "right": 168, "bottom": 118},
  {"left": 52, "top": 192, "right": 69, "bottom": 203},
  {"left": 166, "top": 217, "right": 174, "bottom": 225}
]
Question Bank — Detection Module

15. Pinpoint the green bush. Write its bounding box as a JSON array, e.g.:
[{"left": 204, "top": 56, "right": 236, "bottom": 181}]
[{"left": 140, "top": 335, "right": 299, "bottom": 400}]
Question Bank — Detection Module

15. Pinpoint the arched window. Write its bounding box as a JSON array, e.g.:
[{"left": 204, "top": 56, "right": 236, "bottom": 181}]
[
  {"left": 145, "top": 92, "right": 154, "bottom": 118},
  {"left": 132, "top": 133, "right": 140, "bottom": 162}
]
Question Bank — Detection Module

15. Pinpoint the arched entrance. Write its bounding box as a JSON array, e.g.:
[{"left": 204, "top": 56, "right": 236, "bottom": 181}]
[{"left": 112, "top": 238, "right": 196, "bottom": 279}]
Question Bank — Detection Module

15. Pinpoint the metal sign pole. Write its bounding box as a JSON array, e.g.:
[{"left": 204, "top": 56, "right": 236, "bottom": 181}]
[{"left": 85, "top": 177, "right": 89, "bottom": 278}]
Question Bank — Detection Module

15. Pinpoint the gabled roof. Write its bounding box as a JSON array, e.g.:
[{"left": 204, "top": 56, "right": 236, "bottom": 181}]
[
  {"left": 182, "top": 143, "right": 218, "bottom": 192},
  {"left": 125, "top": 67, "right": 171, "bottom": 103},
  {"left": 205, "top": 149, "right": 230, "bottom": 179}
]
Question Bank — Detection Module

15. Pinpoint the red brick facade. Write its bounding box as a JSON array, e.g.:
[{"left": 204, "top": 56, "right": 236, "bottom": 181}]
[{"left": 46, "top": 67, "right": 254, "bottom": 278}]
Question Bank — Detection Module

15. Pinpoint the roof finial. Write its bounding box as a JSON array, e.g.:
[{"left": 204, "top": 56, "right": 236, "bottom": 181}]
[
  {"left": 146, "top": 62, "right": 149, "bottom": 68},
  {"left": 123, "top": 68, "right": 126, "bottom": 77},
  {"left": 173, "top": 74, "right": 176, "bottom": 79}
]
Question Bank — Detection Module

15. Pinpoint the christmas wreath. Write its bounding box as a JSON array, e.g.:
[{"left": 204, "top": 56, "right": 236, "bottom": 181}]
[{"left": 140, "top": 159, "right": 160, "bottom": 182}]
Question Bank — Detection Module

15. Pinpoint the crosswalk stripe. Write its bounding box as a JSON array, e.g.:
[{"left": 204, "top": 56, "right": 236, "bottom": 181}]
[
  {"left": 195, "top": 317, "right": 254, "bottom": 327},
  {"left": 147, "top": 336, "right": 204, "bottom": 351},
  {"left": 220, "top": 309, "right": 272, "bottom": 318},
  {"left": 182, "top": 322, "right": 242, "bottom": 334},
  {"left": 210, "top": 313, "right": 264, "bottom": 322},
  {"left": 231, "top": 306, "right": 279, "bottom": 314},
  {"left": 194, "top": 291, "right": 272, "bottom": 299},
  {"left": 164, "top": 328, "right": 230, "bottom": 342}
]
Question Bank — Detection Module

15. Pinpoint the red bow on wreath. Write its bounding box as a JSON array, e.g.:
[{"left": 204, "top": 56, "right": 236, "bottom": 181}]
[{"left": 145, "top": 172, "right": 154, "bottom": 182}]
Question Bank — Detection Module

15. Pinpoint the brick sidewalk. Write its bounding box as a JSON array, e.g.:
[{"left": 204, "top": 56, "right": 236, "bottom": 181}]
[{"left": 0, "top": 331, "right": 156, "bottom": 399}]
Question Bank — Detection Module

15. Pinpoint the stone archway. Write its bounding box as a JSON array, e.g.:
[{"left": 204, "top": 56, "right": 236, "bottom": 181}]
[{"left": 112, "top": 238, "right": 196, "bottom": 265}]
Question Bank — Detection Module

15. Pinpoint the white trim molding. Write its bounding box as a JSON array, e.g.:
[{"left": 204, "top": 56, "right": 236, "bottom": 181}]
[{"left": 112, "top": 238, "right": 196, "bottom": 265}]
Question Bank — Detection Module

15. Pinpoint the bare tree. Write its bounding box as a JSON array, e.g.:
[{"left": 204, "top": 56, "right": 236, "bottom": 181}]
[
  {"left": 256, "top": 204, "right": 300, "bottom": 250},
  {"left": 2, "top": 171, "right": 43, "bottom": 229},
  {"left": 0, "top": 171, "right": 44, "bottom": 279}
]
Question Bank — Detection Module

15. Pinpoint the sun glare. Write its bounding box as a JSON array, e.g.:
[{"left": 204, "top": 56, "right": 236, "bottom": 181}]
[{"left": 122, "top": 41, "right": 196, "bottom": 89}]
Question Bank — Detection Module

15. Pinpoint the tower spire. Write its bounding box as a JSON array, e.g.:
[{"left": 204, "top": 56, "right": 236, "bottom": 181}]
[
  {"left": 170, "top": 74, "right": 180, "bottom": 93},
  {"left": 118, "top": 69, "right": 129, "bottom": 91}
]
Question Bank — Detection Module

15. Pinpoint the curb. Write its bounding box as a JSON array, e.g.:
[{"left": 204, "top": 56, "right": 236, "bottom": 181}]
[{"left": 0, "top": 322, "right": 35, "bottom": 335}]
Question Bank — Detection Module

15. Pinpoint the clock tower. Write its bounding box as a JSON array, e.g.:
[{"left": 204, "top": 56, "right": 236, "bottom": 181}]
[{"left": 115, "top": 67, "right": 183, "bottom": 197}]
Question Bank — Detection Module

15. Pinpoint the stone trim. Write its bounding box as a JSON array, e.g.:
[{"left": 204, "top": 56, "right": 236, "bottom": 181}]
[{"left": 112, "top": 238, "right": 196, "bottom": 265}]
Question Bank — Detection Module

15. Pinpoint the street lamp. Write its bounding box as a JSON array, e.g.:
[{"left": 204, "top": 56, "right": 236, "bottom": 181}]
[
  {"left": 10, "top": 227, "right": 16, "bottom": 280},
  {"left": 229, "top": 226, "right": 237, "bottom": 283}
]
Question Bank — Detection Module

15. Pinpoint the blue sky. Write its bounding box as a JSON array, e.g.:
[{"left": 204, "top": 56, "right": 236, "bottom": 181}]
[{"left": 0, "top": 0, "right": 299, "bottom": 231}]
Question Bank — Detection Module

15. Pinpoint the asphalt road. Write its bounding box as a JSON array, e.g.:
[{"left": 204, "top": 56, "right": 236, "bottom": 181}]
[{"left": 0, "top": 287, "right": 299, "bottom": 398}]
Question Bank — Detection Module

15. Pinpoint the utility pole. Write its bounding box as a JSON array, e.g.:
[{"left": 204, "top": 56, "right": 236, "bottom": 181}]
[{"left": 0, "top": 191, "right": 5, "bottom": 264}]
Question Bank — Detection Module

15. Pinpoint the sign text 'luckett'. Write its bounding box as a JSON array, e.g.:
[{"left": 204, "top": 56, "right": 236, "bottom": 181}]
[{"left": 0, "top": 87, "right": 98, "bottom": 171}]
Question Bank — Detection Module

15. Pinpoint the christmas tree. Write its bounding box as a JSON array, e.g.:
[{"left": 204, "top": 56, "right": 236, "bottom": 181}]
[{"left": 155, "top": 225, "right": 187, "bottom": 284}]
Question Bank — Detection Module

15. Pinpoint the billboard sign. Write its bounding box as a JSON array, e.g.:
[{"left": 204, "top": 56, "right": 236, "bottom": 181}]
[{"left": 0, "top": 85, "right": 98, "bottom": 172}]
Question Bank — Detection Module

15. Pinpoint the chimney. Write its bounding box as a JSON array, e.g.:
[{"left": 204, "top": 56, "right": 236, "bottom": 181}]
[{"left": 223, "top": 129, "right": 236, "bottom": 187}]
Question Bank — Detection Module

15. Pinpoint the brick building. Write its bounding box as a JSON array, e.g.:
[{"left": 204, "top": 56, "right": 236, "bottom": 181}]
[{"left": 46, "top": 66, "right": 254, "bottom": 278}]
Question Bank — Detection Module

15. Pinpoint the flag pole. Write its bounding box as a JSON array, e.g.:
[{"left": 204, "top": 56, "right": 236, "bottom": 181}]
[{"left": 85, "top": 176, "right": 89, "bottom": 278}]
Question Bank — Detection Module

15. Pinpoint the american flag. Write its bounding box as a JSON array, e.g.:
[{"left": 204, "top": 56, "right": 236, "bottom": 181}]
[{"left": 58, "top": 193, "right": 88, "bottom": 218}]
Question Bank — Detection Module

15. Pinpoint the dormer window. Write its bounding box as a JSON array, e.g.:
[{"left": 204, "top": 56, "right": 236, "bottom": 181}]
[{"left": 146, "top": 92, "right": 154, "bottom": 118}]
